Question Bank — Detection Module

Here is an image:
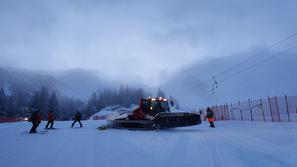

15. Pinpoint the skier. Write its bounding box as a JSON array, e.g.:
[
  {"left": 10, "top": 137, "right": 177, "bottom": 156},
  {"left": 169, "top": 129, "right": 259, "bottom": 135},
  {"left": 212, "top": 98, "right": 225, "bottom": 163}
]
[
  {"left": 45, "top": 110, "right": 54, "bottom": 129},
  {"left": 29, "top": 110, "right": 42, "bottom": 133},
  {"left": 71, "top": 111, "right": 83, "bottom": 128},
  {"left": 205, "top": 107, "right": 215, "bottom": 128}
]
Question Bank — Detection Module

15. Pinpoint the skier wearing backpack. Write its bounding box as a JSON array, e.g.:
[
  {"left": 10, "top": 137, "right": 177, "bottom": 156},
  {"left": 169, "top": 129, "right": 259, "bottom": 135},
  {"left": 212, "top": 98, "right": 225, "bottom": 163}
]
[
  {"left": 45, "top": 110, "right": 55, "bottom": 129},
  {"left": 29, "top": 110, "right": 42, "bottom": 133},
  {"left": 205, "top": 107, "right": 215, "bottom": 128},
  {"left": 71, "top": 111, "right": 83, "bottom": 128}
]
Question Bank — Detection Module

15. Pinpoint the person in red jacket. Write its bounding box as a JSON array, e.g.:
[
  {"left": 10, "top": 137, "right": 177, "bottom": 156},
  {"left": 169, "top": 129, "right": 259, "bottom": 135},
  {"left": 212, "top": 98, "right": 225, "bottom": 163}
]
[
  {"left": 133, "top": 107, "right": 145, "bottom": 120},
  {"left": 45, "top": 110, "right": 55, "bottom": 129},
  {"left": 29, "top": 110, "right": 42, "bottom": 133},
  {"left": 133, "top": 106, "right": 154, "bottom": 120}
]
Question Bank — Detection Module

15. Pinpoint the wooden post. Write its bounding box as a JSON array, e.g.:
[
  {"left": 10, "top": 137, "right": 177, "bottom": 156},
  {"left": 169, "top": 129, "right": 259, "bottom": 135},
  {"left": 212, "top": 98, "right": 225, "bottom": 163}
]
[
  {"left": 248, "top": 99, "right": 253, "bottom": 121},
  {"left": 260, "top": 98, "right": 265, "bottom": 122},
  {"left": 275, "top": 96, "right": 281, "bottom": 122},
  {"left": 239, "top": 100, "right": 243, "bottom": 121},
  {"left": 268, "top": 96, "right": 273, "bottom": 122},
  {"left": 285, "top": 96, "right": 291, "bottom": 122}
]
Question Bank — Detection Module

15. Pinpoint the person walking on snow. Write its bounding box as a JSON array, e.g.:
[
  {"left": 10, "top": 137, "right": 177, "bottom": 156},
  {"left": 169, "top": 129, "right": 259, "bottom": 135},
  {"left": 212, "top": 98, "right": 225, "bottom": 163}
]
[
  {"left": 29, "top": 110, "right": 42, "bottom": 133},
  {"left": 45, "top": 110, "right": 55, "bottom": 129},
  {"left": 71, "top": 111, "right": 83, "bottom": 128},
  {"left": 205, "top": 107, "right": 215, "bottom": 128}
]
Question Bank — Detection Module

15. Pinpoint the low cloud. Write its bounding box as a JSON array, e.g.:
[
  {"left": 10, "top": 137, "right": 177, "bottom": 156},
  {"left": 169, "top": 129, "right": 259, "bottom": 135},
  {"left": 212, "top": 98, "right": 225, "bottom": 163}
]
[{"left": 1, "top": 0, "right": 297, "bottom": 85}]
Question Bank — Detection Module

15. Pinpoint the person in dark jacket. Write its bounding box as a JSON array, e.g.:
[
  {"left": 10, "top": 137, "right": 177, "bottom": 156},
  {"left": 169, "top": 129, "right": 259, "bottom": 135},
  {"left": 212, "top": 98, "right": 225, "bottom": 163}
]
[
  {"left": 205, "top": 107, "right": 215, "bottom": 128},
  {"left": 30, "top": 110, "right": 42, "bottom": 133},
  {"left": 45, "top": 110, "right": 54, "bottom": 129},
  {"left": 71, "top": 111, "right": 83, "bottom": 128}
]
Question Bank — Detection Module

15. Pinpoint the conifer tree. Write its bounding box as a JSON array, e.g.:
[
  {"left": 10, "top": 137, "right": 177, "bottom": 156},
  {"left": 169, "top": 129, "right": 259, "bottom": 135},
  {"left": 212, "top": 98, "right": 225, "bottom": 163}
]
[
  {"left": 0, "top": 87, "right": 7, "bottom": 116},
  {"left": 48, "top": 91, "right": 60, "bottom": 119},
  {"left": 156, "top": 89, "right": 166, "bottom": 98}
]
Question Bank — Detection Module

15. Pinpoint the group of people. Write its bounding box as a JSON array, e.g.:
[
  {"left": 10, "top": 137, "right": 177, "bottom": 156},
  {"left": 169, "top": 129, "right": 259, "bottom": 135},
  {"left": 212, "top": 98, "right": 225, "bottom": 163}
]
[
  {"left": 29, "top": 107, "right": 216, "bottom": 133},
  {"left": 29, "top": 110, "right": 83, "bottom": 133}
]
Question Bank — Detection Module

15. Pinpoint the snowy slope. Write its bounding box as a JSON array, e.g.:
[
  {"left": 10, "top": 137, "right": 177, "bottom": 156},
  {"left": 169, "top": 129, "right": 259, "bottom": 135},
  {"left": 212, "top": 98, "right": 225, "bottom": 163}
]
[{"left": 1, "top": 121, "right": 297, "bottom": 167}]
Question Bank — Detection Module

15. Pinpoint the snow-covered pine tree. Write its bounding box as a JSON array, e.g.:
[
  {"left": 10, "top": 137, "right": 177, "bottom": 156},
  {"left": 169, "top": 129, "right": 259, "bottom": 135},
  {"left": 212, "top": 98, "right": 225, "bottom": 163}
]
[
  {"left": 7, "top": 95, "right": 17, "bottom": 117},
  {"left": 39, "top": 87, "right": 49, "bottom": 116},
  {"left": 156, "top": 89, "right": 166, "bottom": 98},
  {"left": 0, "top": 87, "right": 7, "bottom": 116},
  {"left": 48, "top": 91, "right": 60, "bottom": 119},
  {"left": 29, "top": 91, "right": 40, "bottom": 110},
  {"left": 86, "top": 92, "right": 98, "bottom": 115}
]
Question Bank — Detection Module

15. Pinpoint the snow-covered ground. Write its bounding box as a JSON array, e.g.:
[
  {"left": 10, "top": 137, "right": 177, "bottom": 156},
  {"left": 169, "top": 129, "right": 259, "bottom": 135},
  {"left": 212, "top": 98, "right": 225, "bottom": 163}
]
[
  {"left": 90, "top": 105, "right": 138, "bottom": 120},
  {"left": 1, "top": 120, "right": 297, "bottom": 167}
]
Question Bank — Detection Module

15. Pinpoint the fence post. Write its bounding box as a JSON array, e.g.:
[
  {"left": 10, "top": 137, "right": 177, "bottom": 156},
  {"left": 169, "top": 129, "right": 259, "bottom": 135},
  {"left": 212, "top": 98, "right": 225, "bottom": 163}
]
[
  {"left": 275, "top": 96, "right": 281, "bottom": 122},
  {"left": 268, "top": 96, "right": 273, "bottom": 122},
  {"left": 220, "top": 105, "right": 224, "bottom": 120},
  {"left": 230, "top": 103, "right": 234, "bottom": 120},
  {"left": 285, "top": 96, "right": 291, "bottom": 122},
  {"left": 216, "top": 105, "right": 220, "bottom": 121},
  {"left": 214, "top": 106, "right": 218, "bottom": 121},
  {"left": 260, "top": 98, "right": 265, "bottom": 122},
  {"left": 212, "top": 106, "right": 216, "bottom": 121},
  {"left": 239, "top": 100, "right": 243, "bottom": 121},
  {"left": 226, "top": 103, "right": 230, "bottom": 120},
  {"left": 248, "top": 99, "right": 253, "bottom": 121},
  {"left": 201, "top": 107, "right": 205, "bottom": 121},
  {"left": 222, "top": 104, "right": 224, "bottom": 120},
  {"left": 224, "top": 104, "right": 228, "bottom": 120}
]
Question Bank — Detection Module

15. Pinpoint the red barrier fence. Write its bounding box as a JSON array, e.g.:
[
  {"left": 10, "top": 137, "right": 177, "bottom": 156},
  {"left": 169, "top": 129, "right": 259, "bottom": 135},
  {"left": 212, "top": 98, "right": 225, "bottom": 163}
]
[
  {"left": 199, "top": 95, "right": 297, "bottom": 123},
  {"left": 0, "top": 117, "right": 24, "bottom": 123}
]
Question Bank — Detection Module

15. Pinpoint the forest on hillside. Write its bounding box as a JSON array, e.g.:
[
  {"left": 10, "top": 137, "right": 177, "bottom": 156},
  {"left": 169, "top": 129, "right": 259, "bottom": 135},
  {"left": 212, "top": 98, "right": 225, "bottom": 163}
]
[{"left": 0, "top": 85, "right": 176, "bottom": 120}]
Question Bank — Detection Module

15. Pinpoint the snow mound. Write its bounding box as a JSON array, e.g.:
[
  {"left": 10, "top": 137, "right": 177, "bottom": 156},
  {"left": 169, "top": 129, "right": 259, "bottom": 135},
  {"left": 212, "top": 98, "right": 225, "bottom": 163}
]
[{"left": 90, "top": 105, "right": 138, "bottom": 120}]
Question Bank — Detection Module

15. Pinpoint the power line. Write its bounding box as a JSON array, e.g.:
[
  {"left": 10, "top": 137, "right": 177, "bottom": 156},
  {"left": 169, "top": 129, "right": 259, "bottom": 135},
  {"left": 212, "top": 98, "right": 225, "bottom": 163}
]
[
  {"left": 218, "top": 44, "right": 297, "bottom": 83},
  {"left": 214, "top": 32, "right": 297, "bottom": 80},
  {"left": 176, "top": 32, "right": 297, "bottom": 98},
  {"left": 196, "top": 32, "right": 297, "bottom": 86}
]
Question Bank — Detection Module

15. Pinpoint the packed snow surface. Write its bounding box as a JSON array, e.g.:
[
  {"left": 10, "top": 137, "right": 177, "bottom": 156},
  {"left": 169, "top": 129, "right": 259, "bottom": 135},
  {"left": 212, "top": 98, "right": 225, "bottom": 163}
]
[{"left": 1, "top": 120, "right": 297, "bottom": 167}]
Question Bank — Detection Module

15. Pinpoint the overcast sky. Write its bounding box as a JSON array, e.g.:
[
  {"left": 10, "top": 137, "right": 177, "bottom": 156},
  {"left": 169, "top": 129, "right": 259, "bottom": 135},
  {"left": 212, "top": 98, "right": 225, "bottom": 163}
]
[{"left": 1, "top": 0, "right": 297, "bottom": 85}]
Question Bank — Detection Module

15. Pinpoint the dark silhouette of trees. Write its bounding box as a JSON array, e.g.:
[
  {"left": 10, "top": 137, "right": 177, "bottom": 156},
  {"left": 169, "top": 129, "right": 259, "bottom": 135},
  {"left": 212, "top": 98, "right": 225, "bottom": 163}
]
[
  {"left": 85, "top": 86, "right": 147, "bottom": 114},
  {"left": 48, "top": 91, "right": 60, "bottom": 118},
  {"left": 156, "top": 88, "right": 166, "bottom": 98},
  {"left": 0, "top": 87, "right": 7, "bottom": 116},
  {"left": 0, "top": 85, "right": 182, "bottom": 120}
]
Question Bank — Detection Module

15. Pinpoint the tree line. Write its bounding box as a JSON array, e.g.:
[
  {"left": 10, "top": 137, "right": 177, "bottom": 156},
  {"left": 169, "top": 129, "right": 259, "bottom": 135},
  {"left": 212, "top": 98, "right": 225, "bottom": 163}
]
[
  {"left": 0, "top": 86, "right": 179, "bottom": 120},
  {"left": 0, "top": 86, "right": 85, "bottom": 120}
]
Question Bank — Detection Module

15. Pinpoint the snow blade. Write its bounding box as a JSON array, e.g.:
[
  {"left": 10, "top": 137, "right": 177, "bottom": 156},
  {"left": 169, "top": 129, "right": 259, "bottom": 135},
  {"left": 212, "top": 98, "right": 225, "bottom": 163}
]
[
  {"left": 154, "top": 112, "right": 201, "bottom": 128},
  {"left": 98, "top": 125, "right": 108, "bottom": 130}
]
